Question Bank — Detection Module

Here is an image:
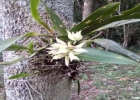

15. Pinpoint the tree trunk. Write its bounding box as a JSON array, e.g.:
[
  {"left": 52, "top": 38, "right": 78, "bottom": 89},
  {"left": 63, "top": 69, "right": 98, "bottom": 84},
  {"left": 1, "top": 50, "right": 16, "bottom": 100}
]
[
  {"left": 0, "top": 0, "right": 74, "bottom": 100},
  {"left": 82, "top": 0, "right": 94, "bottom": 20}
]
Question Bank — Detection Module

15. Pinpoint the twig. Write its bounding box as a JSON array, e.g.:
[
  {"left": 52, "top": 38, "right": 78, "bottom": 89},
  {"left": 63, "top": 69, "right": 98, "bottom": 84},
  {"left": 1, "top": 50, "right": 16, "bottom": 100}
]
[
  {"left": 25, "top": 80, "right": 44, "bottom": 100},
  {"left": 116, "top": 0, "right": 128, "bottom": 48},
  {"left": 24, "top": 81, "right": 34, "bottom": 100},
  {"left": 90, "top": 31, "right": 103, "bottom": 40}
]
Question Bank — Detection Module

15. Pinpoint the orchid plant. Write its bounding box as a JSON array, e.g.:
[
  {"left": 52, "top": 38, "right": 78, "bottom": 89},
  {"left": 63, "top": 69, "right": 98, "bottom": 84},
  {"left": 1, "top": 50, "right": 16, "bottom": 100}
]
[
  {"left": 0, "top": 0, "right": 140, "bottom": 80},
  {"left": 48, "top": 30, "right": 87, "bottom": 66}
]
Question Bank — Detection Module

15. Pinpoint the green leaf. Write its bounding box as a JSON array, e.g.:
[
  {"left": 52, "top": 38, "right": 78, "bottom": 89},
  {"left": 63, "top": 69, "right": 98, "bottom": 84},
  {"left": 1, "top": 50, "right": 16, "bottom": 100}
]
[
  {"left": 28, "top": 41, "right": 34, "bottom": 54},
  {"left": 9, "top": 73, "right": 30, "bottom": 79},
  {"left": 41, "top": 1, "right": 68, "bottom": 35},
  {"left": 30, "top": 0, "right": 54, "bottom": 34},
  {"left": 77, "top": 48, "right": 139, "bottom": 65},
  {"left": 122, "top": 4, "right": 140, "bottom": 15},
  {"left": 0, "top": 33, "right": 42, "bottom": 65},
  {"left": 58, "top": 35, "right": 69, "bottom": 41},
  {"left": 24, "top": 32, "right": 53, "bottom": 37},
  {"left": 71, "top": 2, "right": 120, "bottom": 32},
  {"left": 96, "top": 19, "right": 140, "bottom": 31},
  {"left": 6, "top": 44, "right": 28, "bottom": 51},
  {"left": 93, "top": 39, "right": 140, "bottom": 62},
  {"left": 0, "top": 32, "right": 44, "bottom": 53},
  {"left": 0, "top": 36, "right": 23, "bottom": 53},
  {"left": 82, "top": 4, "right": 140, "bottom": 35},
  {"left": 0, "top": 56, "right": 24, "bottom": 65}
]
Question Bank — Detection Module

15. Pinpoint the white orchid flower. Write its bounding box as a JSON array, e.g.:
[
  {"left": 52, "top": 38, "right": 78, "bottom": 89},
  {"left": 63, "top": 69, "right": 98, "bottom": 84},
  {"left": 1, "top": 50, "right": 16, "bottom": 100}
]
[
  {"left": 47, "top": 38, "right": 87, "bottom": 66},
  {"left": 67, "top": 30, "right": 82, "bottom": 41}
]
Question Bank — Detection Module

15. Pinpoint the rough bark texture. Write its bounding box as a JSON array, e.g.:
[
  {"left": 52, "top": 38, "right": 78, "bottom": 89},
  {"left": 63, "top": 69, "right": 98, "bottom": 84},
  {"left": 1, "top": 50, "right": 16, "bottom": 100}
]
[
  {"left": 0, "top": 0, "right": 74, "bottom": 100},
  {"left": 82, "top": 0, "right": 94, "bottom": 20}
]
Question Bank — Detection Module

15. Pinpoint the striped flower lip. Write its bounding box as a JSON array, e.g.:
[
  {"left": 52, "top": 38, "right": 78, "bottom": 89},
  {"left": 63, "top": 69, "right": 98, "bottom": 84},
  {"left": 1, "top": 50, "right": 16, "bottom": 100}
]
[{"left": 47, "top": 38, "right": 87, "bottom": 66}]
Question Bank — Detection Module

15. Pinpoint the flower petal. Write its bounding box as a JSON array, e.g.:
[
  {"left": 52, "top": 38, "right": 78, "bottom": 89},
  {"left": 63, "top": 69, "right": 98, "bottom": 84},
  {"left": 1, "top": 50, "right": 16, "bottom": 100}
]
[
  {"left": 76, "top": 42, "right": 86, "bottom": 48},
  {"left": 67, "top": 30, "right": 75, "bottom": 41},
  {"left": 53, "top": 54, "right": 65, "bottom": 59},
  {"left": 73, "top": 56, "right": 80, "bottom": 61},
  {"left": 67, "top": 42, "right": 74, "bottom": 49},
  {"left": 77, "top": 31, "right": 82, "bottom": 40},
  {"left": 65, "top": 56, "right": 69, "bottom": 66},
  {"left": 56, "top": 38, "right": 67, "bottom": 45},
  {"left": 73, "top": 48, "right": 87, "bottom": 53},
  {"left": 67, "top": 42, "right": 71, "bottom": 47},
  {"left": 69, "top": 51, "right": 74, "bottom": 61},
  {"left": 48, "top": 50, "right": 58, "bottom": 54},
  {"left": 69, "top": 51, "right": 80, "bottom": 61},
  {"left": 47, "top": 47, "right": 55, "bottom": 50},
  {"left": 52, "top": 43, "right": 67, "bottom": 48},
  {"left": 56, "top": 48, "right": 69, "bottom": 54},
  {"left": 74, "top": 31, "right": 82, "bottom": 41},
  {"left": 51, "top": 43, "right": 60, "bottom": 47}
]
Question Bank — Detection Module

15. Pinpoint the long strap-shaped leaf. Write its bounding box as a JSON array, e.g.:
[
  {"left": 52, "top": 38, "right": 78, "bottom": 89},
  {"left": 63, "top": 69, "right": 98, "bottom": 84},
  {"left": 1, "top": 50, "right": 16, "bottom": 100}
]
[
  {"left": 0, "top": 36, "right": 23, "bottom": 53},
  {"left": 82, "top": 4, "right": 140, "bottom": 35},
  {"left": 0, "top": 56, "right": 24, "bottom": 65},
  {"left": 9, "top": 73, "right": 31, "bottom": 79},
  {"left": 0, "top": 52, "right": 38, "bottom": 66},
  {"left": 96, "top": 19, "right": 140, "bottom": 31},
  {"left": 30, "top": 0, "right": 54, "bottom": 35},
  {"left": 93, "top": 39, "right": 140, "bottom": 62},
  {"left": 71, "top": 2, "right": 120, "bottom": 32},
  {"left": 122, "top": 4, "right": 140, "bottom": 15},
  {"left": 0, "top": 32, "right": 41, "bottom": 53},
  {"left": 6, "top": 44, "right": 28, "bottom": 51},
  {"left": 41, "top": 1, "right": 68, "bottom": 35},
  {"left": 77, "top": 48, "right": 139, "bottom": 65}
]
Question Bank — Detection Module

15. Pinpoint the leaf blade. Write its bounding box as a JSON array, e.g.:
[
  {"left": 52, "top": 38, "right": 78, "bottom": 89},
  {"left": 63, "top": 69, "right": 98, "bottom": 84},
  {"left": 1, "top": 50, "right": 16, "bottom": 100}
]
[
  {"left": 41, "top": 1, "right": 68, "bottom": 35},
  {"left": 9, "top": 73, "right": 30, "bottom": 79},
  {"left": 0, "top": 36, "right": 23, "bottom": 53},
  {"left": 6, "top": 44, "right": 28, "bottom": 51},
  {"left": 0, "top": 56, "right": 24, "bottom": 65},
  {"left": 82, "top": 4, "right": 140, "bottom": 35},
  {"left": 93, "top": 39, "right": 140, "bottom": 62},
  {"left": 77, "top": 48, "right": 138, "bottom": 65},
  {"left": 71, "top": 2, "right": 120, "bottom": 32},
  {"left": 30, "top": 0, "right": 54, "bottom": 34},
  {"left": 0, "top": 32, "right": 40, "bottom": 53}
]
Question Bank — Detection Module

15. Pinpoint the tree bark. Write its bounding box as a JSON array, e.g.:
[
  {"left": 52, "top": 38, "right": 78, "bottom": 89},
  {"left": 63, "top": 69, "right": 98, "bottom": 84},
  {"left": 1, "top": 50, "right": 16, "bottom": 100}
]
[
  {"left": 82, "top": 0, "right": 94, "bottom": 20},
  {"left": 0, "top": 0, "right": 74, "bottom": 100}
]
